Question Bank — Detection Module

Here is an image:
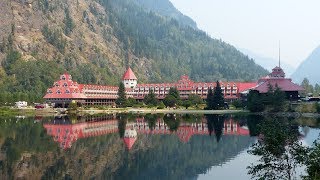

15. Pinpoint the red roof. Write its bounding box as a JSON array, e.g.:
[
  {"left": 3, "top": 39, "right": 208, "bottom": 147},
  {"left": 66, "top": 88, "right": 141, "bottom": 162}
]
[
  {"left": 254, "top": 78, "right": 304, "bottom": 93},
  {"left": 122, "top": 67, "right": 137, "bottom": 80},
  {"left": 237, "top": 82, "right": 258, "bottom": 93}
]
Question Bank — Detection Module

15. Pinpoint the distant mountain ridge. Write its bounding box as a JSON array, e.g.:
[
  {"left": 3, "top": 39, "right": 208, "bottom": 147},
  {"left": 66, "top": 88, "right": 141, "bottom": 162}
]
[
  {"left": 134, "top": 0, "right": 197, "bottom": 29},
  {"left": 291, "top": 46, "right": 320, "bottom": 85},
  {"left": 240, "top": 48, "right": 296, "bottom": 76}
]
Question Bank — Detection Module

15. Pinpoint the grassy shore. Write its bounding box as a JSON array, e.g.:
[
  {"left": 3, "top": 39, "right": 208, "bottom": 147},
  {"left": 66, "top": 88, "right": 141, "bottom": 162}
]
[
  {"left": 79, "top": 107, "right": 247, "bottom": 115},
  {"left": 0, "top": 107, "right": 36, "bottom": 116}
]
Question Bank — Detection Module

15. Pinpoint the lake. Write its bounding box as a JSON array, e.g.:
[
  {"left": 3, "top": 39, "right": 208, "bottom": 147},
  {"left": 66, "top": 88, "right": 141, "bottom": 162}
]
[{"left": 0, "top": 113, "right": 319, "bottom": 179}]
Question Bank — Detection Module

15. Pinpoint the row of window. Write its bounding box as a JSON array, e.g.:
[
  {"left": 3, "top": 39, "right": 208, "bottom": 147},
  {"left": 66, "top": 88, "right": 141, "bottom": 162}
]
[
  {"left": 48, "top": 90, "right": 79, "bottom": 94},
  {"left": 135, "top": 86, "right": 237, "bottom": 90}
]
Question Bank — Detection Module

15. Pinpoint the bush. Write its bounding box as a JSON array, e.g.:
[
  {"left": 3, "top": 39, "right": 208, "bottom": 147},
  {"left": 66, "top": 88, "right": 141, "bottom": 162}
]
[
  {"left": 232, "top": 100, "right": 243, "bottom": 109},
  {"left": 68, "top": 101, "right": 77, "bottom": 111},
  {"left": 157, "top": 102, "right": 165, "bottom": 109}
]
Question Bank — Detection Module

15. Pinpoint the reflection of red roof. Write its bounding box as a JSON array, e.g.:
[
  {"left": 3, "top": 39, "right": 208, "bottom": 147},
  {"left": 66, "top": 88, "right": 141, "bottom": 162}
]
[
  {"left": 123, "top": 137, "right": 137, "bottom": 150},
  {"left": 122, "top": 67, "right": 137, "bottom": 80},
  {"left": 254, "top": 79, "right": 304, "bottom": 93},
  {"left": 176, "top": 127, "right": 193, "bottom": 143}
]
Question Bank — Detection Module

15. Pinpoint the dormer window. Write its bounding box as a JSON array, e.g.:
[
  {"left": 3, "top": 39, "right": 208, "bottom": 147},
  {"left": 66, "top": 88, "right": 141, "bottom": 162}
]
[
  {"left": 47, "top": 90, "right": 52, "bottom": 94},
  {"left": 55, "top": 83, "right": 59, "bottom": 87},
  {"left": 56, "top": 90, "right": 61, "bottom": 94},
  {"left": 65, "top": 90, "right": 70, "bottom": 94},
  {"left": 63, "top": 83, "right": 68, "bottom": 87},
  {"left": 61, "top": 76, "right": 66, "bottom": 80}
]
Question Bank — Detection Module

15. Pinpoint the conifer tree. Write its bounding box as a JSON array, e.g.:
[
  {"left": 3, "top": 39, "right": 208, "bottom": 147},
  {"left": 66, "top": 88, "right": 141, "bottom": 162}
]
[
  {"left": 247, "top": 90, "right": 265, "bottom": 112},
  {"left": 116, "top": 82, "right": 127, "bottom": 107},
  {"left": 272, "top": 84, "right": 285, "bottom": 112},
  {"left": 206, "top": 88, "right": 214, "bottom": 110},
  {"left": 163, "top": 87, "right": 180, "bottom": 107},
  {"left": 143, "top": 90, "right": 158, "bottom": 106},
  {"left": 212, "top": 81, "right": 225, "bottom": 110}
]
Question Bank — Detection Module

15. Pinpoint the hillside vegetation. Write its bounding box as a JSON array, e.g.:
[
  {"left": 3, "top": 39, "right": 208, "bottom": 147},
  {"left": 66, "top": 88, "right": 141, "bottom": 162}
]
[{"left": 0, "top": 0, "right": 268, "bottom": 103}]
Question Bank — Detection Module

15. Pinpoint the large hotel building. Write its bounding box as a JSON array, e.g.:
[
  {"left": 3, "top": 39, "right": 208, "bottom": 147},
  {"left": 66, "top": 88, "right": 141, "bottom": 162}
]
[{"left": 43, "top": 66, "right": 303, "bottom": 107}]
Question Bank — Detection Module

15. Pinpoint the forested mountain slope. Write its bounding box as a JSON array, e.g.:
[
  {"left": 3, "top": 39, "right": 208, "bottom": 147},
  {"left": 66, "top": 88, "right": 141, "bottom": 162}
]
[{"left": 0, "top": 0, "right": 268, "bottom": 102}]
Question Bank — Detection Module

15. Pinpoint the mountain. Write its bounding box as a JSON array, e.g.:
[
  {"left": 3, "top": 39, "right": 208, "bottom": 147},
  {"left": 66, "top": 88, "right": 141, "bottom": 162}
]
[
  {"left": 291, "top": 46, "right": 320, "bottom": 85},
  {"left": 0, "top": 0, "right": 268, "bottom": 102},
  {"left": 134, "top": 0, "right": 197, "bottom": 29},
  {"left": 240, "top": 48, "right": 296, "bottom": 76}
]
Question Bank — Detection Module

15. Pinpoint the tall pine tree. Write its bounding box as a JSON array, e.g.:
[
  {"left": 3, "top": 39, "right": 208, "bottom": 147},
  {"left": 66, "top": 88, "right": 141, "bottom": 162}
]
[
  {"left": 206, "top": 88, "right": 214, "bottom": 110},
  {"left": 212, "top": 81, "right": 225, "bottom": 110},
  {"left": 116, "top": 82, "right": 127, "bottom": 107}
]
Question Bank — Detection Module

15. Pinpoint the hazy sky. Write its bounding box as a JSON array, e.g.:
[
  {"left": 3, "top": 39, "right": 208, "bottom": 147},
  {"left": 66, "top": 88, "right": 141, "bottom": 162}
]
[{"left": 169, "top": 0, "right": 320, "bottom": 68}]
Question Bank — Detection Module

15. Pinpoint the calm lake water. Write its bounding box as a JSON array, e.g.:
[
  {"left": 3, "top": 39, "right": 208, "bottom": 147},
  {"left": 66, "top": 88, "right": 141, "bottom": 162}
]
[{"left": 0, "top": 113, "right": 319, "bottom": 179}]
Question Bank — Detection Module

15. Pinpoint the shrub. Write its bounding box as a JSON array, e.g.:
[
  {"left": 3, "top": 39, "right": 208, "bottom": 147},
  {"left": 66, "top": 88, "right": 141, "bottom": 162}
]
[{"left": 232, "top": 100, "right": 243, "bottom": 109}]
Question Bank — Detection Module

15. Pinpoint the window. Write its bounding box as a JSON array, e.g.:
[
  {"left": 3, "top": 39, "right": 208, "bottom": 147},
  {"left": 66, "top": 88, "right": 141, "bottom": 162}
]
[
  {"left": 65, "top": 90, "right": 70, "bottom": 94},
  {"left": 63, "top": 83, "right": 68, "bottom": 87},
  {"left": 56, "top": 90, "right": 61, "bottom": 94},
  {"left": 61, "top": 76, "right": 66, "bottom": 80}
]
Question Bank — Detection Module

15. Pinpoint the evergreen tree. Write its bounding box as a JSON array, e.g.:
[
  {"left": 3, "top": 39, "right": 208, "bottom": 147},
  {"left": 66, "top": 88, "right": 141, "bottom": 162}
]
[
  {"left": 163, "top": 87, "right": 180, "bottom": 107},
  {"left": 163, "top": 95, "right": 176, "bottom": 108},
  {"left": 247, "top": 90, "right": 265, "bottom": 112},
  {"left": 206, "top": 88, "right": 214, "bottom": 110},
  {"left": 168, "top": 87, "right": 180, "bottom": 100},
  {"left": 212, "top": 81, "right": 225, "bottom": 110},
  {"left": 272, "top": 84, "right": 286, "bottom": 112},
  {"left": 188, "top": 94, "right": 203, "bottom": 106},
  {"left": 183, "top": 100, "right": 192, "bottom": 109},
  {"left": 116, "top": 82, "right": 127, "bottom": 107},
  {"left": 314, "top": 83, "right": 320, "bottom": 96},
  {"left": 143, "top": 90, "right": 158, "bottom": 106},
  {"left": 264, "top": 83, "right": 274, "bottom": 105},
  {"left": 301, "top": 78, "right": 314, "bottom": 95}
]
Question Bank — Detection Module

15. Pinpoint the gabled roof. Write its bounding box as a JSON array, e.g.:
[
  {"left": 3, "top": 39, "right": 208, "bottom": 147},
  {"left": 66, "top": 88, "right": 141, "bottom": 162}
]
[
  {"left": 122, "top": 67, "right": 137, "bottom": 80},
  {"left": 254, "top": 79, "right": 304, "bottom": 93}
]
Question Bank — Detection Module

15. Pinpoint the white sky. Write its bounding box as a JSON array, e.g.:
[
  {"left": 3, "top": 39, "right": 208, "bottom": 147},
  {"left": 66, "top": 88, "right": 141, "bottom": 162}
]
[{"left": 170, "top": 0, "right": 320, "bottom": 68}]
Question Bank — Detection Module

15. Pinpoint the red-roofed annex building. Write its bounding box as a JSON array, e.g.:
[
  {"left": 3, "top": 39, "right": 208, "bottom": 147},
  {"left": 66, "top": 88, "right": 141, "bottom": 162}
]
[
  {"left": 251, "top": 66, "right": 304, "bottom": 100},
  {"left": 44, "top": 67, "right": 258, "bottom": 107}
]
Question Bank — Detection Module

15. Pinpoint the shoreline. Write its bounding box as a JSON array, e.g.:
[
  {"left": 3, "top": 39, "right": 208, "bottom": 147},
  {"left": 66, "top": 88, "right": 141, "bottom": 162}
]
[
  {"left": 81, "top": 108, "right": 247, "bottom": 115},
  {"left": 1, "top": 107, "right": 319, "bottom": 118}
]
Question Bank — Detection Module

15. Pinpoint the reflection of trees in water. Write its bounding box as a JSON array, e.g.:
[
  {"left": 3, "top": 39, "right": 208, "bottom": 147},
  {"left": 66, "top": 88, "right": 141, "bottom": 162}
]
[
  {"left": 247, "top": 117, "right": 305, "bottom": 180},
  {"left": 144, "top": 113, "right": 158, "bottom": 131},
  {"left": 246, "top": 115, "right": 263, "bottom": 137},
  {"left": 206, "top": 114, "right": 226, "bottom": 142},
  {"left": 163, "top": 114, "right": 180, "bottom": 132},
  {"left": 0, "top": 116, "right": 57, "bottom": 179},
  {"left": 107, "top": 134, "right": 254, "bottom": 180},
  {"left": 117, "top": 114, "right": 128, "bottom": 138}
]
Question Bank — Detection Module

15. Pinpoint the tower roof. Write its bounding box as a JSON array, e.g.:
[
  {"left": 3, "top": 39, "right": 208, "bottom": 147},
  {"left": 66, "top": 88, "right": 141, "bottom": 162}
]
[{"left": 122, "top": 67, "right": 137, "bottom": 80}]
